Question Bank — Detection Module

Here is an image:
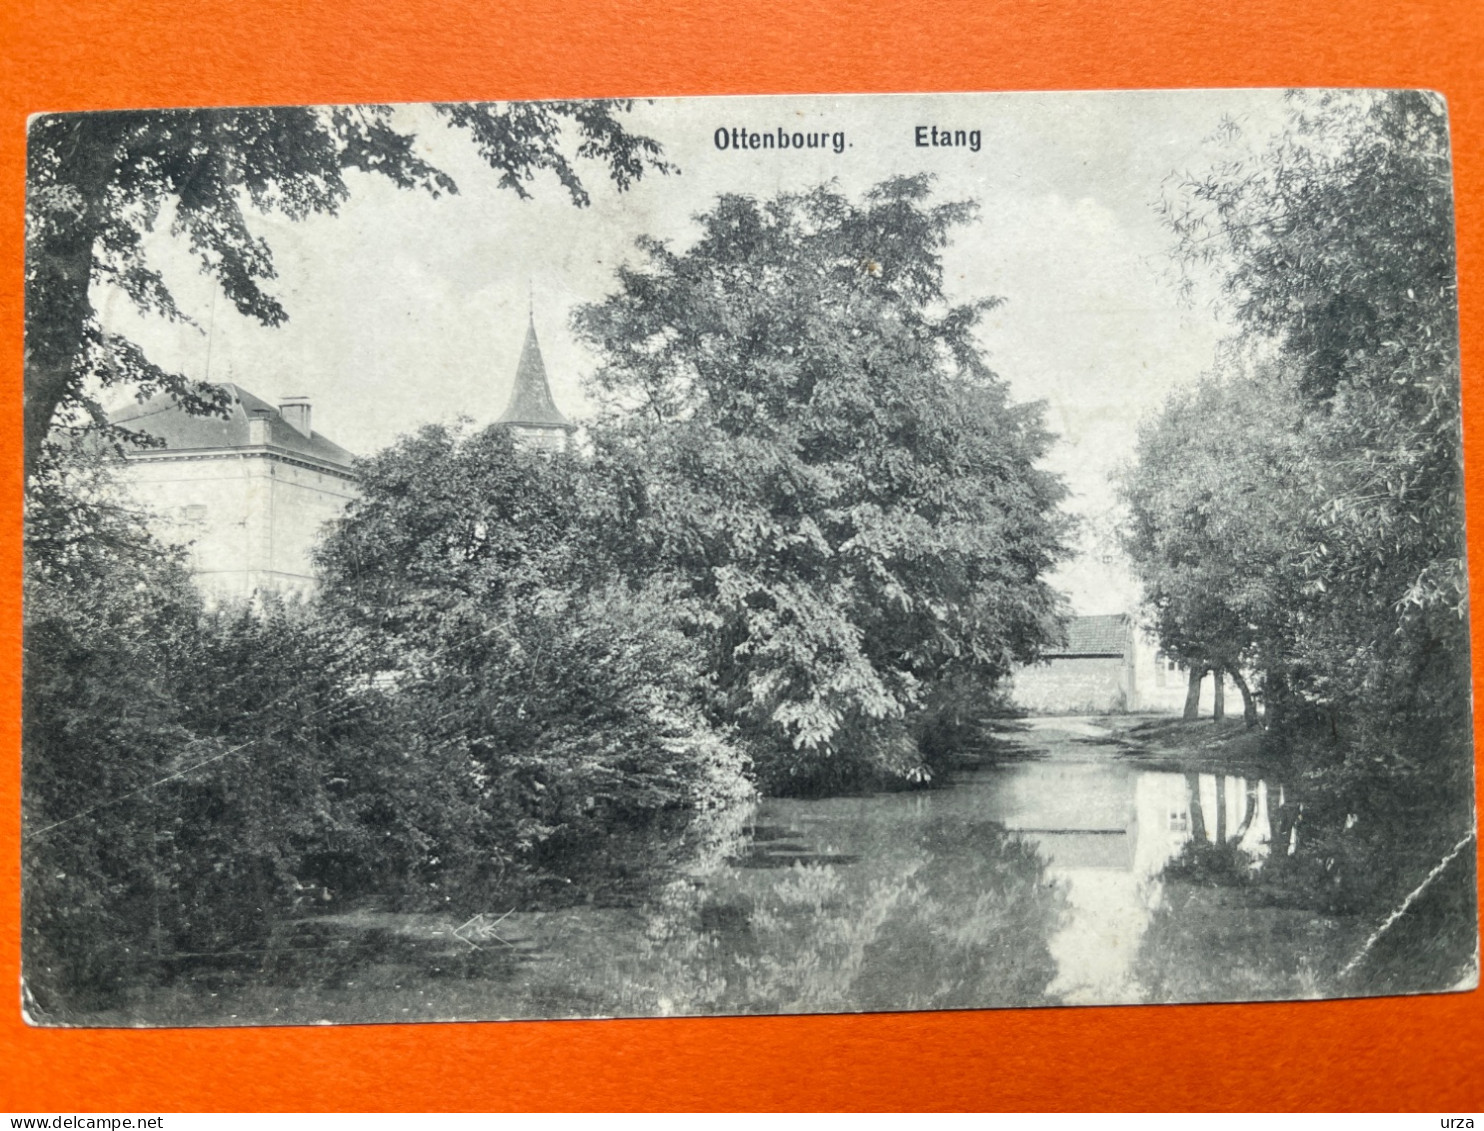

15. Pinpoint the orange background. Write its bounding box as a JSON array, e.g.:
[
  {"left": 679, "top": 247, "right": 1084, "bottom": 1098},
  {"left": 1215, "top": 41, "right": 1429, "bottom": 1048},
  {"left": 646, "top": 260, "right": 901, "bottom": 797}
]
[{"left": 1, "top": 0, "right": 1481, "bottom": 1112}]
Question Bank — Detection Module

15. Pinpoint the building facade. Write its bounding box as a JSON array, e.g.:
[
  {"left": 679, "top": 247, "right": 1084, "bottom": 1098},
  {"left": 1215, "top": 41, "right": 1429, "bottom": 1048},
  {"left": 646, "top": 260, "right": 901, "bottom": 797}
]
[
  {"left": 1012, "top": 614, "right": 1138, "bottom": 714},
  {"left": 1011, "top": 613, "right": 1246, "bottom": 716},
  {"left": 110, "top": 385, "right": 359, "bottom": 602}
]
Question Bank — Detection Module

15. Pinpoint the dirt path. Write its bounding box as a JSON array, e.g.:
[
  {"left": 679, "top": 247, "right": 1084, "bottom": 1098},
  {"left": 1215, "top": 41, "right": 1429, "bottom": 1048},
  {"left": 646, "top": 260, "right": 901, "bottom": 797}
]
[
  {"left": 992, "top": 713, "right": 1273, "bottom": 774},
  {"left": 990, "top": 714, "right": 1153, "bottom": 762}
]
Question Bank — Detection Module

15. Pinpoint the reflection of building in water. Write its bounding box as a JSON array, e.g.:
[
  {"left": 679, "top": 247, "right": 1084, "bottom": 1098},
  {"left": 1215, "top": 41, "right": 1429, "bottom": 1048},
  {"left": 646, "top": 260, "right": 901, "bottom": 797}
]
[
  {"left": 983, "top": 761, "right": 1275, "bottom": 1003},
  {"left": 990, "top": 762, "right": 1139, "bottom": 868}
]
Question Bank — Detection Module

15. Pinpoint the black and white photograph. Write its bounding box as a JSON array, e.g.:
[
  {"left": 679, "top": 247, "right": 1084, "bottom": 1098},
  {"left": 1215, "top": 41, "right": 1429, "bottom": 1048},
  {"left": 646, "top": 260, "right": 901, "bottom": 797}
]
[{"left": 20, "top": 89, "right": 1478, "bottom": 1026}]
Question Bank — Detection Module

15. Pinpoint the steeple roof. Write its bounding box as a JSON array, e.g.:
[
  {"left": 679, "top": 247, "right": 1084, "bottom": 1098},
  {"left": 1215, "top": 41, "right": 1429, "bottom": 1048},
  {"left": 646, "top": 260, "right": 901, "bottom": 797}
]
[{"left": 497, "top": 317, "right": 575, "bottom": 432}]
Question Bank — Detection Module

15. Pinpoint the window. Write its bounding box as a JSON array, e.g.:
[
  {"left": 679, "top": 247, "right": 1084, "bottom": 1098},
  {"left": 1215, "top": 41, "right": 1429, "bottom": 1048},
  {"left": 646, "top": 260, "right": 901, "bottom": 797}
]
[{"left": 183, "top": 504, "right": 207, "bottom": 521}]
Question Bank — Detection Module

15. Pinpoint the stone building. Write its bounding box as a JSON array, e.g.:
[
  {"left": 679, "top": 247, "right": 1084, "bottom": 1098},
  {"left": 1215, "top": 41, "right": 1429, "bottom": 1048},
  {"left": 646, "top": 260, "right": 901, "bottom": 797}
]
[{"left": 110, "top": 384, "right": 359, "bottom": 602}]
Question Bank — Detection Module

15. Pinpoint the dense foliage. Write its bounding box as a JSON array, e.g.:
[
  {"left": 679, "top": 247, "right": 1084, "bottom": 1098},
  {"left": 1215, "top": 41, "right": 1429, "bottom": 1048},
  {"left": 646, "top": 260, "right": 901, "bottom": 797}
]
[
  {"left": 1118, "top": 358, "right": 1306, "bottom": 723},
  {"left": 1128, "top": 90, "right": 1467, "bottom": 749},
  {"left": 1121, "top": 90, "right": 1474, "bottom": 961},
  {"left": 24, "top": 428, "right": 756, "bottom": 1015},
  {"left": 22, "top": 101, "right": 678, "bottom": 1014},
  {"left": 577, "top": 176, "right": 1069, "bottom": 790},
  {"left": 23, "top": 523, "right": 411, "bottom": 1012},
  {"left": 314, "top": 424, "right": 751, "bottom": 873}
]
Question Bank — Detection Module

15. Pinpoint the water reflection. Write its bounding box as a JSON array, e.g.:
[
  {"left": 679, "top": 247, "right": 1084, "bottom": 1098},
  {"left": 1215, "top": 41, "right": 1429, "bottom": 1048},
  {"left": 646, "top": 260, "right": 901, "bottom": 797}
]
[
  {"left": 629, "top": 790, "right": 1066, "bottom": 1015},
  {"left": 121, "top": 743, "right": 1291, "bottom": 1023},
  {"left": 972, "top": 764, "right": 1277, "bottom": 1002},
  {"left": 632, "top": 759, "right": 1280, "bottom": 1013}
]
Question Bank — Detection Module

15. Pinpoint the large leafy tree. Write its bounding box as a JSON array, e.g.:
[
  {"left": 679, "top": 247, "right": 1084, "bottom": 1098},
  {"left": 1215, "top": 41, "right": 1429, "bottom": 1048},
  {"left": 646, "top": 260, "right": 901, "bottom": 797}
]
[
  {"left": 1163, "top": 90, "right": 1463, "bottom": 628},
  {"left": 1138, "top": 90, "right": 1467, "bottom": 773},
  {"left": 576, "top": 176, "right": 1069, "bottom": 787},
  {"left": 314, "top": 424, "right": 749, "bottom": 874},
  {"left": 1118, "top": 357, "right": 1309, "bottom": 725},
  {"left": 1111, "top": 90, "right": 1473, "bottom": 994},
  {"left": 23, "top": 101, "right": 668, "bottom": 484}
]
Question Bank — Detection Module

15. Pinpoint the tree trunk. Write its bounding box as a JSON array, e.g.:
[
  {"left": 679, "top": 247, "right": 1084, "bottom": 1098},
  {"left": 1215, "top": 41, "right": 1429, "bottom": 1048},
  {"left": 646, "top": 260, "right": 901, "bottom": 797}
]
[
  {"left": 1272, "top": 798, "right": 1300, "bottom": 858},
  {"left": 1185, "top": 773, "right": 1207, "bottom": 842},
  {"left": 1233, "top": 779, "right": 1259, "bottom": 840},
  {"left": 1182, "top": 666, "right": 1204, "bottom": 721},
  {"left": 1230, "top": 668, "right": 1259, "bottom": 728},
  {"left": 1212, "top": 665, "right": 1225, "bottom": 721},
  {"left": 1264, "top": 669, "right": 1288, "bottom": 731},
  {"left": 1215, "top": 775, "right": 1228, "bottom": 843},
  {"left": 24, "top": 239, "right": 100, "bottom": 485},
  {"left": 23, "top": 115, "right": 120, "bottom": 485}
]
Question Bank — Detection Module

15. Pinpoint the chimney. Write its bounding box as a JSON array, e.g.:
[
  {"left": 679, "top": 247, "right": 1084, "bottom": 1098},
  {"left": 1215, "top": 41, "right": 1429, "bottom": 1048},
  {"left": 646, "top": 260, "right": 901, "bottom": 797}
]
[
  {"left": 247, "top": 408, "right": 273, "bottom": 446},
  {"left": 278, "top": 396, "right": 312, "bottom": 438}
]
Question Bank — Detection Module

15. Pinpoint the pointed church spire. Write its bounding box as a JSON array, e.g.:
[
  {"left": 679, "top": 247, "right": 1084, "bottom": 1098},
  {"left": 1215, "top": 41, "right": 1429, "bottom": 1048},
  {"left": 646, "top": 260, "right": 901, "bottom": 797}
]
[{"left": 497, "top": 311, "right": 575, "bottom": 442}]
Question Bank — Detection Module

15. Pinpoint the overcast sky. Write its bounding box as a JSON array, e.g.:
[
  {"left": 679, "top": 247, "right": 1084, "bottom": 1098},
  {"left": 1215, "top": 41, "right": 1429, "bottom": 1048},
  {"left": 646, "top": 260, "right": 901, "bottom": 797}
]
[{"left": 94, "top": 90, "right": 1294, "bottom": 613}]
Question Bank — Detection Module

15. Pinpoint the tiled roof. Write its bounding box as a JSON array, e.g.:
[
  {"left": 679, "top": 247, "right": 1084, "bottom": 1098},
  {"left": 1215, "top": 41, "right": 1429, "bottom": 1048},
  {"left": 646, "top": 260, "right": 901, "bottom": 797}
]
[
  {"left": 1044, "top": 613, "right": 1131, "bottom": 657},
  {"left": 111, "top": 383, "right": 356, "bottom": 471},
  {"left": 497, "top": 318, "right": 575, "bottom": 431}
]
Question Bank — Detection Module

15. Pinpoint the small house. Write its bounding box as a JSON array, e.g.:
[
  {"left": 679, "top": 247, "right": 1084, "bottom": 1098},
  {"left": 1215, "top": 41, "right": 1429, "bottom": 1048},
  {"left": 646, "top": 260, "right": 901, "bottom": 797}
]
[
  {"left": 1011, "top": 613, "right": 1136, "bottom": 714},
  {"left": 1012, "top": 612, "right": 1246, "bottom": 715}
]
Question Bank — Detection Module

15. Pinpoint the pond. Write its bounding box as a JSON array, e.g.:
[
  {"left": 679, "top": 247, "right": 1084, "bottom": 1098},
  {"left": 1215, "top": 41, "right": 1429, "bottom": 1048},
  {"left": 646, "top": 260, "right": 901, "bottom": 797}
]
[
  {"left": 106, "top": 715, "right": 1319, "bottom": 1026},
  {"left": 627, "top": 717, "right": 1289, "bottom": 1014}
]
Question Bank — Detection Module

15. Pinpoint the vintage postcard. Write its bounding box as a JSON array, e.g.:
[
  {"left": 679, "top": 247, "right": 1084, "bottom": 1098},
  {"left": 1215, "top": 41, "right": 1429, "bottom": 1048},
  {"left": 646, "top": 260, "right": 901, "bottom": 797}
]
[{"left": 20, "top": 90, "right": 1477, "bottom": 1026}]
